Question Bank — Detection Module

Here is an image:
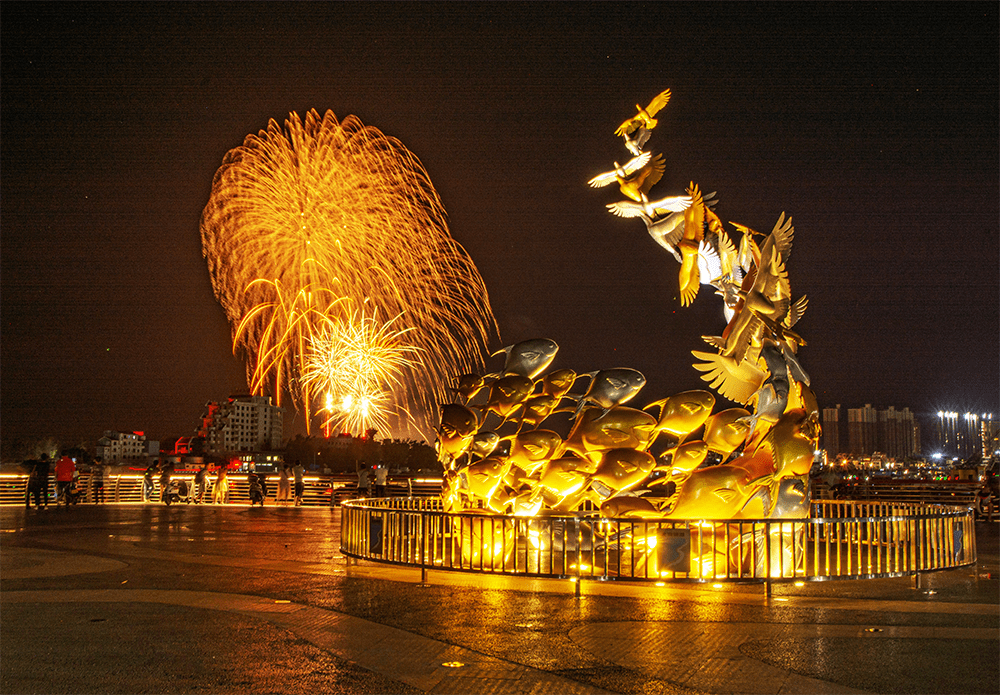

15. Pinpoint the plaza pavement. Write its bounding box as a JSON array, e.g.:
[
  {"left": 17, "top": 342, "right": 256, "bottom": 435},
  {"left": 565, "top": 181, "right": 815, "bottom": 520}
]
[{"left": 1, "top": 504, "right": 997, "bottom": 695}]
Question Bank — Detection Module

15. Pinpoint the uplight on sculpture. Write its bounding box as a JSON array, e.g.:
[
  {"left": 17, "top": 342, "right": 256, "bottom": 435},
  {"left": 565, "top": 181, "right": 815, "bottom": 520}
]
[{"left": 434, "top": 89, "right": 819, "bottom": 527}]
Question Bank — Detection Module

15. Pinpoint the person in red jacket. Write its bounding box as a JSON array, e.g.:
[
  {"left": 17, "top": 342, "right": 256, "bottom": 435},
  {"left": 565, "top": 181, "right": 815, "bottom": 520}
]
[{"left": 55, "top": 455, "right": 76, "bottom": 506}]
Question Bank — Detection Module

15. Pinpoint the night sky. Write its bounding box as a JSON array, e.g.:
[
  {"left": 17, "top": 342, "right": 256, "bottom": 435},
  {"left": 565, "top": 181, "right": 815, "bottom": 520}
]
[{"left": 2, "top": 3, "right": 997, "bottom": 447}]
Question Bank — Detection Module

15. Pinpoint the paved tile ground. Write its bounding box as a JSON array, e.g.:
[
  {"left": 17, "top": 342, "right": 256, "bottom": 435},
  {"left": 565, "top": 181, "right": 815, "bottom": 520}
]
[{"left": 1, "top": 505, "right": 997, "bottom": 694}]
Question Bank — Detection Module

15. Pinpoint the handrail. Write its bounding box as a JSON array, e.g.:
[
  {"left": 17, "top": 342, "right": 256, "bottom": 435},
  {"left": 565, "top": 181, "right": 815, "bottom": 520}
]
[{"left": 339, "top": 498, "right": 977, "bottom": 584}]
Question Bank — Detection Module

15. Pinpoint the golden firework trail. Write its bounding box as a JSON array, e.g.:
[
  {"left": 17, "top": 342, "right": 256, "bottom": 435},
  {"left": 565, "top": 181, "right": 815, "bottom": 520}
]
[
  {"left": 302, "top": 305, "right": 421, "bottom": 437},
  {"left": 201, "top": 109, "right": 498, "bottom": 439}
]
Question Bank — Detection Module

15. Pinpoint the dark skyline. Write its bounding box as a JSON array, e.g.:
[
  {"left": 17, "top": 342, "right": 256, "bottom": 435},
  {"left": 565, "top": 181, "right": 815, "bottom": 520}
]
[{"left": 2, "top": 3, "right": 997, "bottom": 447}]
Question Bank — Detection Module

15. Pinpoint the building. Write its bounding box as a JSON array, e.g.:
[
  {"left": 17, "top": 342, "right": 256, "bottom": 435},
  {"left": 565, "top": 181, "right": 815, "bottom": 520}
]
[
  {"left": 822, "top": 404, "right": 841, "bottom": 457},
  {"left": 877, "top": 406, "right": 920, "bottom": 460},
  {"left": 96, "top": 431, "right": 158, "bottom": 463},
  {"left": 847, "top": 404, "right": 878, "bottom": 457},
  {"left": 199, "top": 395, "right": 284, "bottom": 454},
  {"left": 934, "top": 412, "right": 996, "bottom": 459}
]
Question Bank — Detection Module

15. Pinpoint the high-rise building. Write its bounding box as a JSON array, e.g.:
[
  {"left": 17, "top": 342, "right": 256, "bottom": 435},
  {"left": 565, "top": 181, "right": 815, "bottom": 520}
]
[
  {"left": 199, "top": 395, "right": 284, "bottom": 454},
  {"left": 877, "top": 406, "right": 920, "bottom": 460},
  {"left": 847, "top": 404, "right": 878, "bottom": 456},
  {"left": 935, "top": 412, "right": 995, "bottom": 459},
  {"left": 822, "top": 404, "right": 841, "bottom": 457}
]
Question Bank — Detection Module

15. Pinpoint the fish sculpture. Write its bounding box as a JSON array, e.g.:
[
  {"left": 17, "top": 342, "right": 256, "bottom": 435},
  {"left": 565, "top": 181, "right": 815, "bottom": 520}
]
[
  {"left": 562, "top": 405, "right": 659, "bottom": 462},
  {"left": 564, "top": 368, "right": 647, "bottom": 420},
  {"left": 492, "top": 338, "right": 559, "bottom": 380},
  {"left": 589, "top": 448, "right": 656, "bottom": 498},
  {"left": 644, "top": 390, "right": 715, "bottom": 440},
  {"left": 480, "top": 374, "right": 534, "bottom": 422},
  {"left": 452, "top": 373, "right": 487, "bottom": 403},
  {"left": 435, "top": 403, "right": 481, "bottom": 468},
  {"left": 505, "top": 429, "right": 564, "bottom": 476}
]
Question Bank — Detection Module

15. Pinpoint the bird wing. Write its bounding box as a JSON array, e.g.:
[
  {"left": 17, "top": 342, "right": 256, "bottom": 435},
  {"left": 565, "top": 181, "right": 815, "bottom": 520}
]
[
  {"left": 682, "top": 184, "right": 706, "bottom": 243},
  {"left": 621, "top": 152, "right": 652, "bottom": 175},
  {"left": 649, "top": 195, "right": 693, "bottom": 214},
  {"left": 615, "top": 116, "right": 641, "bottom": 138},
  {"left": 606, "top": 201, "right": 647, "bottom": 218},
  {"left": 645, "top": 89, "right": 672, "bottom": 117},
  {"left": 645, "top": 212, "right": 685, "bottom": 259},
  {"left": 784, "top": 295, "right": 808, "bottom": 328},
  {"left": 691, "top": 350, "right": 766, "bottom": 405},
  {"left": 587, "top": 171, "right": 619, "bottom": 188},
  {"left": 768, "top": 212, "right": 795, "bottom": 261},
  {"left": 636, "top": 154, "right": 666, "bottom": 195}
]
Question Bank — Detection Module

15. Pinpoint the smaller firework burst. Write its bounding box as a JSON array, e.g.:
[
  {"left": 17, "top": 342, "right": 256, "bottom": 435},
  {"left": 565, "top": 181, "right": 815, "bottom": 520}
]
[{"left": 302, "top": 306, "right": 422, "bottom": 437}]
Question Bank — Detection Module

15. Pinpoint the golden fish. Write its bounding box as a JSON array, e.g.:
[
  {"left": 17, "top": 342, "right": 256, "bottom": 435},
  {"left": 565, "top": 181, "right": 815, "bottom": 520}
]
[
  {"left": 492, "top": 338, "right": 559, "bottom": 380},
  {"left": 600, "top": 495, "right": 663, "bottom": 519},
  {"left": 665, "top": 440, "right": 709, "bottom": 474},
  {"left": 702, "top": 408, "right": 752, "bottom": 456},
  {"left": 591, "top": 448, "right": 656, "bottom": 496},
  {"left": 665, "top": 462, "right": 769, "bottom": 519},
  {"left": 562, "top": 406, "right": 659, "bottom": 461},
  {"left": 515, "top": 393, "right": 560, "bottom": 430},
  {"left": 458, "top": 455, "right": 513, "bottom": 501},
  {"left": 452, "top": 373, "right": 487, "bottom": 402},
  {"left": 505, "top": 429, "right": 563, "bottom": 476},
  {"left": 645, "top": 390, "right": 715, "bottom": 439},
  {"left": 435, "top": 403, "right": 480, "bottom": 465},
  {"left": 481, "top": 374, "right": 534, "bottom": 420},
  {"left": 539, "top": 368, "right": 577, "bottom": 399}
]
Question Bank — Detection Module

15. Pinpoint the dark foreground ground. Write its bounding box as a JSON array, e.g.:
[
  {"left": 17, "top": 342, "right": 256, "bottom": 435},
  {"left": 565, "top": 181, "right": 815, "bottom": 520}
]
[{"left": 1, "top": 504, "right": 997, "bottom": 695}]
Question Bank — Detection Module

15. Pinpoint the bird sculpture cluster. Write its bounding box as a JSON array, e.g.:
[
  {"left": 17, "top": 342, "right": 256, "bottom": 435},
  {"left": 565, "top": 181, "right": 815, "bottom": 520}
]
[{"left": 434, "top": 89, "right": 821, "bottom": 520}]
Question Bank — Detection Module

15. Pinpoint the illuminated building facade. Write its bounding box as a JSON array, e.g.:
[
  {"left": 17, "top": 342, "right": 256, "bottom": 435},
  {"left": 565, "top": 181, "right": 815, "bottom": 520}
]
[
  {"left": 935, "top": 411, "right": 996, "bottom": 459},
  {"left": 199, "top": 395, "right": 284, "bottom": 454},
  {"left": 96, "top": 430, "right": 159, "bottom": 463},
  {"left": 822, "top": 404, "right": 841, "bottom": 457},
  {"left": 845, "top": 405, "right": 919, "bottom": 459}
]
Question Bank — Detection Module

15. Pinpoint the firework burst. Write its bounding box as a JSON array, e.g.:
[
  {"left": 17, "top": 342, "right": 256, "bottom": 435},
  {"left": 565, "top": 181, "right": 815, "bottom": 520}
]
[
  {"left": 302, "top": 306, "right": 421, "bottom": 436},
  {"left": 201, "top": 109, "right": 497, "bottom": 438}
]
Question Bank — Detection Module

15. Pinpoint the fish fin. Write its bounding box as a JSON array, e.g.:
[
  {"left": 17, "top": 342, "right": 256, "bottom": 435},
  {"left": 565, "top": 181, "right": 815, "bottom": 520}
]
[{"left": 713, "top": 488, "right": 739, "bottom": 504}]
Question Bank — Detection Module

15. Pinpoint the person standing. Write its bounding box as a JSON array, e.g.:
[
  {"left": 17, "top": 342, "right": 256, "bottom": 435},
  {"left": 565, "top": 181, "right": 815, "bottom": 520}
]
[
  {"left": 142, "top": 461, "right": 157, "bottom": 502},
  {"left": 375, "top": 464, "right": 388, "bottom": 498},
  {"left": 159, "top": 462, "right": 172, "bottom": 505},
  {"left": 194, "top": 464, "right": 208, "bottom": 503},
  {"left": 357, "top": 466, "right": 370, "bottom": 499},
  {"left": 36, "top": 454, "right": 51, "bottom": 508},
  {"left": 277, "top": 463, "right": 291, "bottom": 505},
  {"left": 92, "top": 459, "right": 106, "bottom": 504},
  {"left": 24, "top": 458, "right": 43, "bottom": 510},
  {"left": 293, "top": 460, "right": 304, "bottom": 506},
  {"left": 55, "top": 454, "right": 76, "bottom": 506},
  {"left": 213, "top": 466, "right": 229, "bottom": 504}
]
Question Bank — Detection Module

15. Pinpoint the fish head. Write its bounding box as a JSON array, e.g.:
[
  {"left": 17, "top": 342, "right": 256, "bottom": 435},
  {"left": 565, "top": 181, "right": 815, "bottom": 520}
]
[
  {"left": 541, "top": 369, "right": 577, "bottom": 399},
  {"left": 592, "top": 448, "right": 656, "bottom": 493},
  {"left": 668, "top": 440, "right": 709, "bottom": 474},
  {"left": 567, "top": 406, "right": 659, "bottom": 455},
  {"left": 508, "top": 429, "right": 562, "bottom": 470},
  {"left": 436, "top": 403, "right": 480, "bottom": 459},
  {"left": 538, "top": 456, "right": 589, "bottom": 498},
  {"left": 485, "top": 374, "right": 534, "bottom": 417},
  {"left": 452, "top": 373, "right": 486, "bottom": 401},
  {"left": 497, "top": 338, "right": 559, "bottom": 379},
  {"left": 461, "top": 456, "right": 513, "bottom": 499},
  {"left": 653, "top": 390, "right": 716, "bottom": 437},
  {"left": 469, "top": 431, "right": 501, "bottom": 460},
  {"left": 703, "top": 408, "right": 752, "bottom": 455},
  {"left": 586, "top": 369, "right": 646, "bottom": 409}
]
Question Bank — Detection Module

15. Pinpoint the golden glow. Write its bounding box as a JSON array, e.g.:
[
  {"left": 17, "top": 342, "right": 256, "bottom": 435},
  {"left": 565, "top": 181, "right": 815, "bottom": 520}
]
[{"left": 201, "top": 109, "right": 497, "bottom": 437}]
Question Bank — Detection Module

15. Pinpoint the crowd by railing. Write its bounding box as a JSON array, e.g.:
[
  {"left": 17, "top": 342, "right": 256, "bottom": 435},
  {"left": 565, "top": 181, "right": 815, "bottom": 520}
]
[
  {"left": 0, "top": 472, "right": 443, "bottom": 507},
  {"left": 340, "top": 498, "right": 977, "bottom": 585}
]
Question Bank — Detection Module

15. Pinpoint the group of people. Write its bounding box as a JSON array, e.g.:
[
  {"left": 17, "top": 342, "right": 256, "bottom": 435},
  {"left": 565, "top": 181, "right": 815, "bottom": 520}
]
[
  {"left": 356, "top": 463, "right": 389, "bottom": 498},
  {"left": 23, "top": 456, "right": 308, "bottom": 508},
  {"left": 24, "top": 453, "right": 96, "bottom": 509}
]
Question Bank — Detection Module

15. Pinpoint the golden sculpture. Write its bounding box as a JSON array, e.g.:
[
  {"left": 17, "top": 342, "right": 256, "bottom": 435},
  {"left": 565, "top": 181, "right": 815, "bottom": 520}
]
[{"left": 435, "top": 89, "right": 819, "bottom": 527}]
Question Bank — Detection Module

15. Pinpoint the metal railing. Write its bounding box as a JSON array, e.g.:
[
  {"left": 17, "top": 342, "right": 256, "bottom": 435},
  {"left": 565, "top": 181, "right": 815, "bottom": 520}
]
[{"left": 340, "top": 498, "right": 977, "bottom": 584}]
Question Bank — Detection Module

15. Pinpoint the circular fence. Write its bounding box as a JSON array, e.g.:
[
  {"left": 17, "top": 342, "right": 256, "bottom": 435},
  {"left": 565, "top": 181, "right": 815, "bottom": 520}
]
[{"left": 340, "top": 498, "right": 977, "bottom": 584}]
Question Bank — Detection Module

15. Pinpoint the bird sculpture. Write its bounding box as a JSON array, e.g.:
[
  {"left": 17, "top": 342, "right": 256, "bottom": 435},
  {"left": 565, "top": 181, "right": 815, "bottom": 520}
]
[
  {"left": 587, "top": 152, "right": 652, "bottom": 188},
  {"left": 615, "top": 89, "right": 672, "bottom": 145}
]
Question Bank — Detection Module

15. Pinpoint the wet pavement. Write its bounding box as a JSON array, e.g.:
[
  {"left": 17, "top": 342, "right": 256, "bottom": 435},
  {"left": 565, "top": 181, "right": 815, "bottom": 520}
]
[{"left": 1, "top": 504, "right": 997, "bottom": 694}]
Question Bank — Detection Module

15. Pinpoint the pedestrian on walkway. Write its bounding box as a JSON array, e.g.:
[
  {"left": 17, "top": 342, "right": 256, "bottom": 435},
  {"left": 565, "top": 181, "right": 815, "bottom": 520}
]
[
  {"left": 194, "top": 464, "right": 208, "bottom": 503},
  {"left": 35, "top": 454, "right": 51, "bottom": 508},
  {"left": 24, "top": 458, "right": 43, "bottom": 510},
  {"left": 159, "top": 462, "right": 172, "bottom": 505},
  {"left": 213, "top": 465, "right": 229, "bottom": 504},
  {"left": 375, "top": 463, "right": 388, "bottom": 498},
  {"left": 55, "top": 454, "right": 76, "bottom": 506},
  {"left": 277, "top": 463, "right": 291, "bottom": 505},
  {"left": 143, "top": 461, "right": 157, "bottom": 502},
  {"left": 357, "top": 466, "right": 370, "bottom": 499},
  {"left": 293, "top": 460, "right": 304, "bottom": 506},
  {"left": 92, "top": 459, "right": 106, "bottom": 504}
]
